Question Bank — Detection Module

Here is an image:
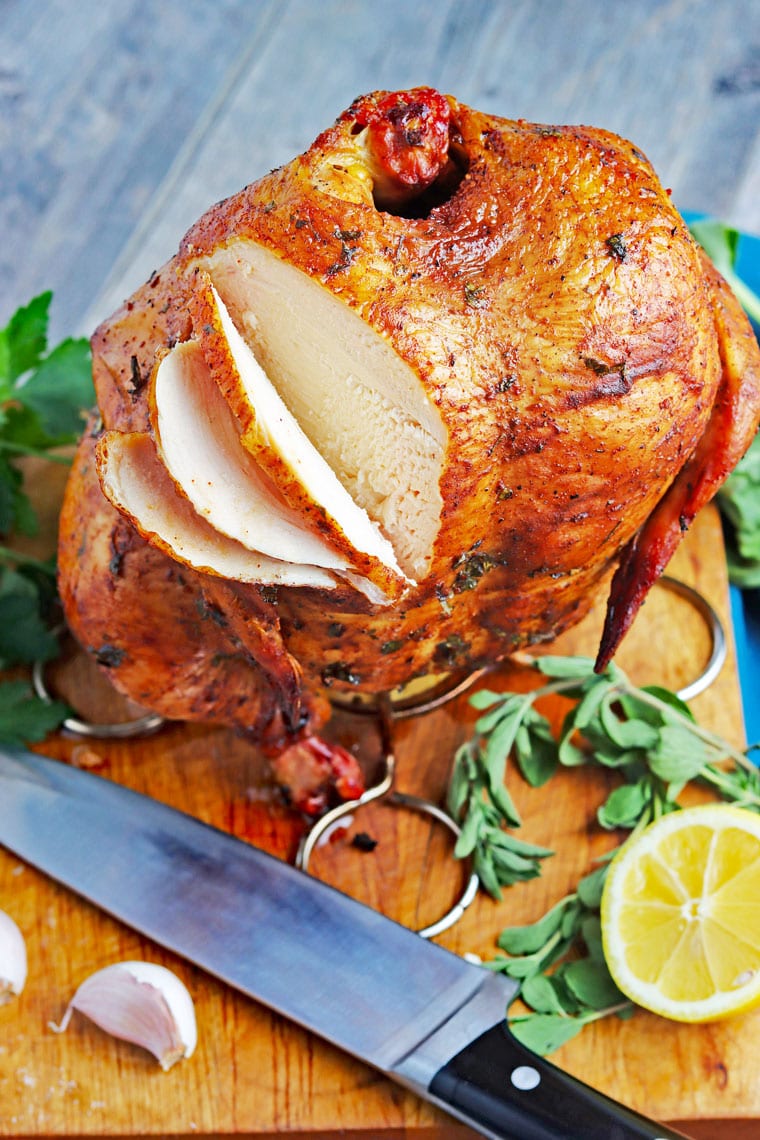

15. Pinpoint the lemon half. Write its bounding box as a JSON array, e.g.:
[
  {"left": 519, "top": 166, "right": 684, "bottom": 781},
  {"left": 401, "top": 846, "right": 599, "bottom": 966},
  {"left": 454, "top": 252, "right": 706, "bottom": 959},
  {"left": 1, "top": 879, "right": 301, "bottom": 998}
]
[{"left": 601, "top": 804, "right": 760, "bottom": 1023}]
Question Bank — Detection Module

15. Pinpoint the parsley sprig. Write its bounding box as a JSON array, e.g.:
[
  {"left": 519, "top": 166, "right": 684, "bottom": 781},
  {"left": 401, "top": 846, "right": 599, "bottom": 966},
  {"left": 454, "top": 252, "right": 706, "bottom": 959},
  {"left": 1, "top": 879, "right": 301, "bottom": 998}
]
[
  {"left": 449, "top": 654, "right": 760, "bottom": 1055},
  {"left": 0, "top": 292, "right": 93, "bottom": 743}
]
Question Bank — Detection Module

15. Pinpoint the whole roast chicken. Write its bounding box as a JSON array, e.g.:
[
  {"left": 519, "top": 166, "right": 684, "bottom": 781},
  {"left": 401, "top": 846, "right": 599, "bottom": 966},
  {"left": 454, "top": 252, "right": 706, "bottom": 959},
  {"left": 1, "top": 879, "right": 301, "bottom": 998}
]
[{"left": 59, "top": 88, "right": 760, "bottom": 809}]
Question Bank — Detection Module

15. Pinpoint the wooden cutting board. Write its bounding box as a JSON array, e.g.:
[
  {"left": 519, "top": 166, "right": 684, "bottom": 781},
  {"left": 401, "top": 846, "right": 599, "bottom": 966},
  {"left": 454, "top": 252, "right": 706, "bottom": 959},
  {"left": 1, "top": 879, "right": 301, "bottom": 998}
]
[{"left": 0, "top": 503, "right": 757, "bottom": 1139}]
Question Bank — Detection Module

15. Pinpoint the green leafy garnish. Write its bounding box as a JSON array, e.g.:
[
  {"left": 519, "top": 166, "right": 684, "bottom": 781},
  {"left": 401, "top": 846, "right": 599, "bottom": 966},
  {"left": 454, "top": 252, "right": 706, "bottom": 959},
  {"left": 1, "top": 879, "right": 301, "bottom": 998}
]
[
  {"left": 447, "top": 689, "right": 557, "bottom": 897},
  {"left": 0, "top": 681, "right": 70, "bottom": 747},
  {"left": 688, "top": 219, "right": 760, "bottom": 587},
  {"left": 451, "top": 655, "right": 760, "bottom": 1053},
  {"left": 716, "top": 432, "right": 760, "bottom": 587},
  {"left": 688, "top": 219, "right": 760, "bottom": 326},
  {"left": 0, "top": 562, "right": 60, "bottom": 667},
  {"left": 0, "top": 292, "right": 93, "bottom": 742}
]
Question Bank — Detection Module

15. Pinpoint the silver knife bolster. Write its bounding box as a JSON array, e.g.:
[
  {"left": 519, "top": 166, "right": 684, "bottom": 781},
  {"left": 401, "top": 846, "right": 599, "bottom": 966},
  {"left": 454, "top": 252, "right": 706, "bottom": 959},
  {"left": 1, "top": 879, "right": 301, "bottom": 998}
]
[{"left": 389, "top": 969, "right": 517, "bottom": 1096}]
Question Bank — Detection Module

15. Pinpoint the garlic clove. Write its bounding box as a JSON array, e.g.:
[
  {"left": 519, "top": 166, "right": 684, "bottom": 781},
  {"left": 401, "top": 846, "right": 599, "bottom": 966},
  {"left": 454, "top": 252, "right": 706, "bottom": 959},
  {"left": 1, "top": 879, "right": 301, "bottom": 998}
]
[
  {"left": 51, "top": 961, "right": 197, "bottom": 1070},
  {"left": 0, "top": 908, "right": 27, "bottom": 1004}
]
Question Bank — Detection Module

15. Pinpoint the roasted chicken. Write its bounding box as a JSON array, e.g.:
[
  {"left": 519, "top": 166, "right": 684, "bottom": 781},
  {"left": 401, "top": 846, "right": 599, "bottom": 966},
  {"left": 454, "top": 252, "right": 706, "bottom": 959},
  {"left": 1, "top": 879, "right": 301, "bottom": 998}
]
[{"left": 58, "top": 88, "right": 760, "bottom": 806}]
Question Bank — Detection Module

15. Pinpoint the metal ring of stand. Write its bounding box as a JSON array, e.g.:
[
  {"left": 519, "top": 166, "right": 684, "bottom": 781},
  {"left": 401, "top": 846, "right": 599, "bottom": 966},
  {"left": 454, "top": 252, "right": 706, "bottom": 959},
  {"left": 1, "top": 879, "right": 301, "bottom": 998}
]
[
  {"left": 296, "top": 679, "right": 484, "bottom": 940},
  {"left": 657, "top": 576, "right": 727, "bottom": 701},
  {"left": 32, "top": 628, "right": 165, "bottom": 739}
]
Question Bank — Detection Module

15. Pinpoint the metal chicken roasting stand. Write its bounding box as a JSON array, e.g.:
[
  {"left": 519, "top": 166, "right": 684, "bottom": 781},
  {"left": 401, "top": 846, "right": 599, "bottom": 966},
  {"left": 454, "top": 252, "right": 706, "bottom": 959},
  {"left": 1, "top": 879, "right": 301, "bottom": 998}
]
[{"left": 32, "top": 574, "right": 726, "bottom": 942}]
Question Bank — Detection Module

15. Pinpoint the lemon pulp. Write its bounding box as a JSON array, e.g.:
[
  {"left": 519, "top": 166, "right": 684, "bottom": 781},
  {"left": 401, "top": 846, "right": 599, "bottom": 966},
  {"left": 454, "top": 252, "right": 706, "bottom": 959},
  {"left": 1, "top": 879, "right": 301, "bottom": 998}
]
[{"left": 601, "top": 804, "right": 760, "bottom": 1022}]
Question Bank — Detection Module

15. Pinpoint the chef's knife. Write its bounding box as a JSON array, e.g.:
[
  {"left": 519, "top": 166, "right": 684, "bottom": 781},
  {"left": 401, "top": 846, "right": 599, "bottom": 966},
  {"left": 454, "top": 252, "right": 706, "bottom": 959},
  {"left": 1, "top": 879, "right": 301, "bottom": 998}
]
[{"left": 0, "top": 746, "right": 691, "bottom": 1140}]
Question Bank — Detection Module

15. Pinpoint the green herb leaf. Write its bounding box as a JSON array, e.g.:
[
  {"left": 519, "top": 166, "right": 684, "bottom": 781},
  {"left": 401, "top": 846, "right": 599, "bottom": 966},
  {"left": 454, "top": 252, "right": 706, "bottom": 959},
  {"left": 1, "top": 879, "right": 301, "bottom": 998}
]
[
  {"left": 514, "top": 713, "right": 558, "bottom": 786},
  {"left": 0, "top": 291, "right": 52, "bottom": 389},
  {"left": 498, "top": 896, "right": 579, "bottom": 956},
  {"left": 571, "top": 677, "right": 609, "bottom": 729},
  {"left": 0, "top": 680, "right": 70, "bottom": 745},
  {"left": 491, "top": 953, "right": 538, "bottom": 978},
  {"left": 482, "top": 705, "right": 525, "bottom": 781},
  {"left": 1, "top": 403, "right": 64, "bottom": 453},
  {"left": 580, "top": 915, "right": 605, "bottom": 961},
  {"left": 576, "top": 863, "right": 609, "bottom": 909},
  {"left": 633, "top": 684, "right": 695, "bottom": 723},
  {"left": 599, "top": 697, "right": 660, "bottom": 750},
  {"left": 453, "top": 801, "right": 483, "bottom": 859},
  {"left": 597, "top": 779, "right": 652, "bottom": 830},
  {"left": 0, "top": 566, "right": 59, "bottom": 667},
  {"left": 557, "top": 714, "right": 589, "bottom": 766},
  {"left": 17, "top": 336, "right": 93, "bottom": 440},
  {"left": 475, "top": 693, "right": 523, "bottom": 734},
  {"left": 488, "top": 845, "right": 541, "bottom": 878},
  {"left": 649, "top": 723, "right": 710, "bottom": 784},
  {"left": 534, "top": 654, "right": 599, "bottom": 680},
  {"left": 0, "top": 456, "right": 33, "bottom": 537},
  {"left": 688, "top": 219, "right": 760, "bottom": 324},
  {"left": 520, "top": 973, "right": 569, "bottom": 1015},
  {"left": 447, "top": 744, "right": 473, "bottom": 818},
  {"left": 562, "top": 957, "right": 625, "bottom": 1011},
  {"left": 487, "top": 777, "right": 523, "bottom": 827},
  {"left": 468, "top": 688, "right": 504, "bottom": 711},
  {"left": 508, "top": 1012, "right": 587, "bottom": 1055}
]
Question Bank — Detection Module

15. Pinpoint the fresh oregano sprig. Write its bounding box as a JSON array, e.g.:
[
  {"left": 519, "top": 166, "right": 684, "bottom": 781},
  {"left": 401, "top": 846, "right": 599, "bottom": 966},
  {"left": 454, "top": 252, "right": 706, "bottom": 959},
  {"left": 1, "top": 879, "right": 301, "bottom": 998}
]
[
  {"left": 447, "top": 658, "right": 631, "bottom": 897},
  {"left": 449, "top": 653, "right": 760, "bottom": 1054},
  {"left": 547, "top": 655, "right": 760, "bottom": 821},
  {"left": 447, "top": 690, "right": 557, "bottom": 897},
  {"left": 489, "top": 854, "right": 635, "bottom": 1054}
]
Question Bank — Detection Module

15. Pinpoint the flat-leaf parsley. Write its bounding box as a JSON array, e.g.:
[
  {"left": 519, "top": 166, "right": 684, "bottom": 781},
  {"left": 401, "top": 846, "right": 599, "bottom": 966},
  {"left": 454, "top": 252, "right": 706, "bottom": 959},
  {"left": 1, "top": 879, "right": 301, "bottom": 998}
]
[{"left": 0, "top": 292, "right": 93, "bottom": 742}]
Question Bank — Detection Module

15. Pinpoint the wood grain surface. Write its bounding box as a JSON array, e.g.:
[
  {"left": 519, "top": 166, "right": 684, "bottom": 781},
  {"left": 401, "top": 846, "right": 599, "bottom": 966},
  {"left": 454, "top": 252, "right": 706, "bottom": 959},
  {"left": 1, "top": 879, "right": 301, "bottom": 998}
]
[
  {"left": 2, "top": 4, "right": 760, "bottom": 1137},
  {"left": 0, "top": 504, "right": 757, "bottom": 1140}
]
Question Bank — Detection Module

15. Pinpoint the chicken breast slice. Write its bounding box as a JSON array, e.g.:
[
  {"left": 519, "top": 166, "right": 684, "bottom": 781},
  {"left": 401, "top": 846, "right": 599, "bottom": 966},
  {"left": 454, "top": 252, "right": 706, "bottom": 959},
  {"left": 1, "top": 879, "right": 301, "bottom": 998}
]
[
  {"left": 150, "top": 338, "right": 351, "bottom": 572},
  {"left": 96, "top": 431, "right": 338, "bottom": 589},
  {"left": 196, "top": 244, "right": 446, "bottom": 581},
  {"left": 189, "top": 277, "right": 413, "bottom": 600}
]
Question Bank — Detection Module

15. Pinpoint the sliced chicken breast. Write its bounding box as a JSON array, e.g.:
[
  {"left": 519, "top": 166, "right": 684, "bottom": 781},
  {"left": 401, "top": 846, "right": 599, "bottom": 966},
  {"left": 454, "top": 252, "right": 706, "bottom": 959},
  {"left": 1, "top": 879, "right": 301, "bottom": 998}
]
[
  {"left": 201, "top": 245, "right": 446, "bottom": 580},
  {"left": 150, "top": 338, "right": 351, "bottom": 572},
  {"left": 96, "top": 430, "right": 338, "bottom": 589}
]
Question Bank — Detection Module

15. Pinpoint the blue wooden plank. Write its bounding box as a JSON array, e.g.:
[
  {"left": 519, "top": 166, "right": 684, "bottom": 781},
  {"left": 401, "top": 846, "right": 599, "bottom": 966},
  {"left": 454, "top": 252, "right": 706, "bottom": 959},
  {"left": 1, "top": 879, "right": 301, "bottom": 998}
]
[
  {"left": 732, "top": 585, "right": 760, "bottom": 746},
  {"left": 731, "top": 229, "right": 760, "bottom": 746}
]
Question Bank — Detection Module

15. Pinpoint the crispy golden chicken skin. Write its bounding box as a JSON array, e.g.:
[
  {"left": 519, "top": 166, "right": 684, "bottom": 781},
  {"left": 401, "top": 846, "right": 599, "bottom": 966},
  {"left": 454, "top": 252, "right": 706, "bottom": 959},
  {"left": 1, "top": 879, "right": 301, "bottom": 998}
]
[{"left": 59, "top": 88, "right": 760, "bottom": 763}]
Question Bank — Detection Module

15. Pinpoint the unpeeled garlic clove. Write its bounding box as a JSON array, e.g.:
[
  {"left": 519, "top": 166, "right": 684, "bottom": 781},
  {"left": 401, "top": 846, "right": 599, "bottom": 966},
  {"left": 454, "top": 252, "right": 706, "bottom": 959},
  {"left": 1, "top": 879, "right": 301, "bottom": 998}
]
[
  {"left": 51, "top": 961, "right": 197, "bottom": 1070},
  {"left": 0, "top": 908, "right": 27, "bottom": 1005}
]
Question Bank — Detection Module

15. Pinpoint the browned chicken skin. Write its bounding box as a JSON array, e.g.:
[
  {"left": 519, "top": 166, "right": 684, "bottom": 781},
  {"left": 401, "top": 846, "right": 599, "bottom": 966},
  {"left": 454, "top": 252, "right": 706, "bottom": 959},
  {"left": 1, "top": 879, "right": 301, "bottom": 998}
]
[
  {"left": 596, "top": 250, "right": 760, "bottom": 668},
  {"left": 58, "top": 88, "right": 760, "bottom": 792}
]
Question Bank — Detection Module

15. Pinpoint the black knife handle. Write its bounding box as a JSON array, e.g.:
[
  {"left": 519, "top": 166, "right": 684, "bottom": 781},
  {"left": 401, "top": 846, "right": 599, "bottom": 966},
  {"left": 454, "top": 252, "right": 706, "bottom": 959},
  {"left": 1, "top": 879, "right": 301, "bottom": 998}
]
[{"left": 428, "top": 1022, "right": 692, "bottom": 1140}]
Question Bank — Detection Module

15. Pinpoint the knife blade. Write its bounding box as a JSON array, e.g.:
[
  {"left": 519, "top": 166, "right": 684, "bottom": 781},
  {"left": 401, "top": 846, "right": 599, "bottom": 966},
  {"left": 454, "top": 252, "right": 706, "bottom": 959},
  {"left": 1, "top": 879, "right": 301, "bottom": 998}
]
[{"left": 0, "top": 745, "right": 690, "bottom": 1140}]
